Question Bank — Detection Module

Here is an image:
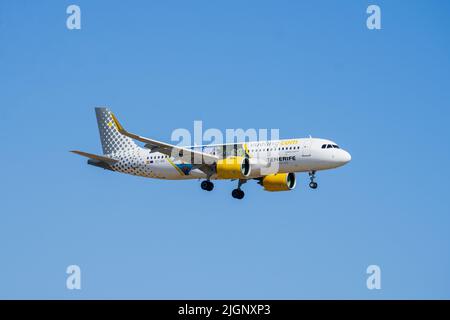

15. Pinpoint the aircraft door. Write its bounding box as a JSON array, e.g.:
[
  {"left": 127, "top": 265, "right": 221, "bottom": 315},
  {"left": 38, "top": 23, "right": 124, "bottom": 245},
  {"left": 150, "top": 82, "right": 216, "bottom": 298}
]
[{"left": 301, "top": 138, "right": 312, "bottom": 157}]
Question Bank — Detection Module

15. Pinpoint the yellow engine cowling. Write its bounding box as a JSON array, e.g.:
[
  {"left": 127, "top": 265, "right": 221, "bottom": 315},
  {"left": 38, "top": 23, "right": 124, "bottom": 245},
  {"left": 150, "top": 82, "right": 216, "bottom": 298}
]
[
  {"left": 216, "top": 156, "right": 251, "bottom": 179},
  {"left": 262, "top": 173, "right": 296, "bottom": 191}
]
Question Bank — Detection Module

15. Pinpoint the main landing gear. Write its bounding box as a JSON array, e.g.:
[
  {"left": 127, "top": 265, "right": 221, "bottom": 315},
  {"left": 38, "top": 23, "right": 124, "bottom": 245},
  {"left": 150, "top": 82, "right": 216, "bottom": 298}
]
[
  {"left": 232, "top": 179, "right": 246, "bottom": 200},
  {"left": 200, "top": 180, "right": 214, "bottom": 191},
  {"left": 201, "top": 179, "right": 246, "bottom": 199},
  {"left": 309, "top": 170, "right": 318, "bottom": 189},
  {"left": 231, "top": 188, "right": 245, "bottom": 200}
]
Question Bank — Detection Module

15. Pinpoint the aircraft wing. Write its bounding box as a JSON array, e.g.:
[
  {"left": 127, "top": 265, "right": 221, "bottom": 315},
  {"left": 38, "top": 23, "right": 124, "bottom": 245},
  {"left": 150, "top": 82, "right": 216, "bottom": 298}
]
[{"left": 110, "top": 113, "right": 218, "bottom": 165}]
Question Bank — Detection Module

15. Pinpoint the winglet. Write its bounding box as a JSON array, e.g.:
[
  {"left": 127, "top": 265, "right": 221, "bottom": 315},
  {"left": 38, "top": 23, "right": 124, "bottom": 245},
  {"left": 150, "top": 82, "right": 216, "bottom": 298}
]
[
  {"left": 109, "top": 112, "right": 145, "bottom": 143},
  {"left": 110, "top": 112, "right": 125, "bottom": 133}
]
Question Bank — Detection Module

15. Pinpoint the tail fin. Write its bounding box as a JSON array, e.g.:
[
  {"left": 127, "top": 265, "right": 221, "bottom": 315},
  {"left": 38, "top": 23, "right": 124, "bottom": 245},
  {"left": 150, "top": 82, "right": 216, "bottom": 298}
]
[{"left": 95, "top": 107, "right": 139, "bottom": 154}]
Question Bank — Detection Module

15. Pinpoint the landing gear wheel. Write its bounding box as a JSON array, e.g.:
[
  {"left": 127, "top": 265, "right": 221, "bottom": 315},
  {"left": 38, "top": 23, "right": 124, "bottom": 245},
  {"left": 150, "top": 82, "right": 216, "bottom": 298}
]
[
  {"left": 232, "top": 188, "right": 245, "bottom": 199},
  {"left": 201, "top": 180, "right": 214, "bottom": 191},
  {"left": 308, "top": 171, "right": 318, "bottom": 189}
]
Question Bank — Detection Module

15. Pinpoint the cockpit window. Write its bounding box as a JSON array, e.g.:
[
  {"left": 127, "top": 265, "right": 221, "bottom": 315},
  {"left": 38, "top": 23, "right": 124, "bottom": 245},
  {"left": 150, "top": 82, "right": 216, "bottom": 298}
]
[{"left": 323, "top": 144, "right": 341, "bottom": 149}]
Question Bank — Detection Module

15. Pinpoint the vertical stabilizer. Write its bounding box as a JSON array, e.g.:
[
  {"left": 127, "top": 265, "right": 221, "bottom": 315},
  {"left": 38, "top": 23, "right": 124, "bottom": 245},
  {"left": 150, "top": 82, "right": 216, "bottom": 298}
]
[{"left": 95, "top": 107, "right": 139, "bottom": 154}]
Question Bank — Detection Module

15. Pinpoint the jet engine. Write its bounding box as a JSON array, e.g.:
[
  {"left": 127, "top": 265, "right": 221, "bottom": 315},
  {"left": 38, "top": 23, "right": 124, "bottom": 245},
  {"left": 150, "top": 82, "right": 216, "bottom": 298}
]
[
  {"left": 216, "top": 156, "right": 251, "bottom": 179},
  {"left": 261, "top": 173, "right": 296, "bottom": 191}
]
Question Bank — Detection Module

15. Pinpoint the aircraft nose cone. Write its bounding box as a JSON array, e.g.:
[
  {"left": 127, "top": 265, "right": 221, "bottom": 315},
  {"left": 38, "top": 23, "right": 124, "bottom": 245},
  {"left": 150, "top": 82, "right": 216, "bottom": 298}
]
[
  {"left": 334, "top": 150, "right": 351, "bottom": 166},
  {"left": 342, "top": 150, "right": 351, "bottom": 164}
]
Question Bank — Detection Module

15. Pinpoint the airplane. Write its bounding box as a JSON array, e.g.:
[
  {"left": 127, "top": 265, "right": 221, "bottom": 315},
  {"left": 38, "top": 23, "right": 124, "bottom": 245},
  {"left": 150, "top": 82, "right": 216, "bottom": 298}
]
[{"left": 71, "top": 108, "right": 351, "bottom": 199}]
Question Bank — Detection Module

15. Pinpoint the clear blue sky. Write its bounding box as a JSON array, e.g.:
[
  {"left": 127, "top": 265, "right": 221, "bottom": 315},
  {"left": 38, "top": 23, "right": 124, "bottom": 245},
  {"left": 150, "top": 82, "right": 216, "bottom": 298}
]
[{"left": 1, "top": 0, "right": 450, "bottom": 299}]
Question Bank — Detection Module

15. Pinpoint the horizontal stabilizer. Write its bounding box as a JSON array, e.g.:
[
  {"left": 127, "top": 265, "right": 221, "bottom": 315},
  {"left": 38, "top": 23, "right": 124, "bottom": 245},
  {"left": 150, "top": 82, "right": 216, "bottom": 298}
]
[{"left": 70, "top": 150, "right": 118, "bottom": 164}]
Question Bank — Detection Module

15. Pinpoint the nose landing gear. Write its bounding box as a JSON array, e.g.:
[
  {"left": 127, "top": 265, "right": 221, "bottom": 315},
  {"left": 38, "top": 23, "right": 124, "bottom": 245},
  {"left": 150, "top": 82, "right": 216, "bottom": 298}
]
[
  {"left": 309, "top": 171, "right": 318, "bottom": 189},
  {"left": 200, "top": 180, "right": 214, "bottom": 191}
]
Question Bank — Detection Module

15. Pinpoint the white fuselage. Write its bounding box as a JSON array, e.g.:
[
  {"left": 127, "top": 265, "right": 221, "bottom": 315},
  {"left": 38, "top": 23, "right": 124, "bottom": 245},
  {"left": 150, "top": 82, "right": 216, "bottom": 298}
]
[{"left": 106, "top": 138, "right": 351, "bottom": 180}]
